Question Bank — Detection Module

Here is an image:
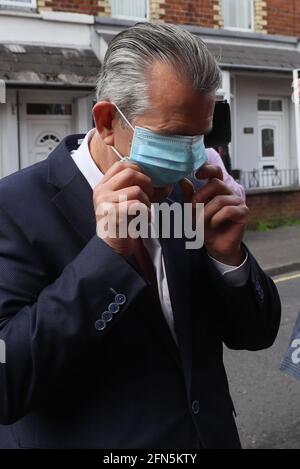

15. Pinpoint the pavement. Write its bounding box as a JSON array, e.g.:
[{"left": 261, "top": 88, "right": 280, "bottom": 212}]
[
  {"left": 225, "top": 224, "right": 300, "bottom": 448},
  {"left": 244, "top": 225, "right": 300, "bottom": 276},
  {"left": 224, "top": 272, "right": 300, "bottom": 449}
]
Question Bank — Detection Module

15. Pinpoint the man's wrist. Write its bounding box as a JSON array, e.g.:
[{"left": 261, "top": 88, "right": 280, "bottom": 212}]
[{"left": 206, "top": 245, "right": 246, "bottom": 267}]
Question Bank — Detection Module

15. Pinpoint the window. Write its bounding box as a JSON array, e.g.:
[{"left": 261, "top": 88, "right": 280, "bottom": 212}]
[
  {"left": 39, "top": 134, "right": 60, "bottom": 145},
  {"left": 261, "top": 129, "right": 275, "bottom": 157},
  {"left": 109, "top": 0, "right": 149, "bottom": 21},
  {"left": 222, "top": 0, "right": 253, "bottom": 31},
  {"left": 27, "top": 103, "right": 72, "bottom": 115},
  {"left": 258, "top": 99, "right": 282, "bottom": 112},
  {"left": 0, "top": 0, "right": 36, "bottom": 8}
]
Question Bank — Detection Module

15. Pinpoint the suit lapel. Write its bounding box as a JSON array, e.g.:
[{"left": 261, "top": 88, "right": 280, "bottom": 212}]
[
  {"left": 47, "top": 135, "right": 96, "bottom": 243},
  {"left": 51, "top": 172, "right": 96, "bottom": 243}
]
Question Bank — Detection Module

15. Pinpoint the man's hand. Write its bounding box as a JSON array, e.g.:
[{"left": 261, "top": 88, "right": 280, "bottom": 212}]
[
  {"left": 93, "top": 161, "right": 171, "bottom": 257},
  {"left": 180, "top": 164, "right": 249, "bottom": 266}
]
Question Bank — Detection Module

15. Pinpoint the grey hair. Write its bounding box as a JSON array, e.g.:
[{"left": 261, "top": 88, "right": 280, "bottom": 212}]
[{"left": 96, "top": 22, "right": 221, "bottom": 124}]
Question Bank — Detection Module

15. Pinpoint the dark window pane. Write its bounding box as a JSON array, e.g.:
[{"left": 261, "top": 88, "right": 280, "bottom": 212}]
[
  {"left": 270, "top": 100, "right": 282, "bottom": 111},
  {"left": 262, "top": 128, "right": 274, "bottom": 157},
  {"left": 258, "top": 100, "right": 270, "bottom": 111},
  {"left": 27, "top": 103, "right": 72, "bottom": 115},
  {"left": 258, "top": 99, "right": 282, "bottom": 111}
]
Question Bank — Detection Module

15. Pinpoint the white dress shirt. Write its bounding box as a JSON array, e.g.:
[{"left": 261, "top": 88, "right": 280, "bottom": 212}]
[{"left": 71, "top": 129, "right": 249, "bottom": 343}]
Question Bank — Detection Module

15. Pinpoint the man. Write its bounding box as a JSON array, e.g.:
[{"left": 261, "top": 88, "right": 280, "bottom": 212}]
[{"left": 0, "top": 23, "right": 280, "bottom": 449}]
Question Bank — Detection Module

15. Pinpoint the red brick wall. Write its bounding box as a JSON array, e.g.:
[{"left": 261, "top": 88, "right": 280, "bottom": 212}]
[
  {"left": 247, "top": 190, "right": 300, "bottom": 228},
  {"left": 266, "top": 0, "right": 300, "bottom": 37},
  {"left": 38, "top": 1, "right": 300, "bottom": 38},
  {"left": 163, "top": 0, "right": 216, "bottom": 27},
  {"left": 44, "top": 0, "right": 102, "bottom": 15}
]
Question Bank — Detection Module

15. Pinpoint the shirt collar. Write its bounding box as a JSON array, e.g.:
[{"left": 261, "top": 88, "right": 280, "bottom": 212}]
[{"left": 70, "top": 128, "right": 103, "bottom": 190}]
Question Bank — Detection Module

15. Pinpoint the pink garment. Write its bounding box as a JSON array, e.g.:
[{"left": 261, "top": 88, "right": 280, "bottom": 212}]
[{"left": 206, "top": 148, "right": 245, "bottom": 201}]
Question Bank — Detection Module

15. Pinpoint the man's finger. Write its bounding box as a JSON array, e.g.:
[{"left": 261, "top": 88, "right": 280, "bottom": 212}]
[
  {"left": 104, "top": 167, "right": 154, "bottom": 199},
  {"left": 209, "top": 205, "right": 249, "bottom": 230},
  {"left": 192, "top": 178, "right": 232, "bottom": 205},
  {"left": 179, "top": 178, "right": 195, "bottom": 202},
  {"left": 204, "top": 195, "right": 243, "bottom": 224},
  {"left": 116, "top": 186, "right": 151, "bottom": 208},
  {"left": 99, "top": 160, "right": 144, "bottom": 184},
  {"left": 195, "top": 164, "right": 223, "bottom": 182}
]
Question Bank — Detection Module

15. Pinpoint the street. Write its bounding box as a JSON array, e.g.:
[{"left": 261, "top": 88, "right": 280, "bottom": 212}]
[{"left": 224, "top": 271, "right": 300, "bottom": 449}]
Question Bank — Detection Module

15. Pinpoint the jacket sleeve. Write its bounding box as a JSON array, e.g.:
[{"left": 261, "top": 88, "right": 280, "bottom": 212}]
[
  {"left": 205, "top": 244, "right": 281, "bottom": 351},
  {"left": 0, "top": 205, "right": 146, "bottom": 424}
]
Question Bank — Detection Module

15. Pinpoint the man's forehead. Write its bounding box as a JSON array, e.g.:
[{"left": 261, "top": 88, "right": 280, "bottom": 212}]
[{"left": 139, "top": 61, "right": 216, "bottom": 135}]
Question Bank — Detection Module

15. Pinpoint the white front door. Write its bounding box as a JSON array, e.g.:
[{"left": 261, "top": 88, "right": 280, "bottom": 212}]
[
  {"left": 23, "top": 118, "right": 71, "bottom": 167},
  {"left": 20, "top": 99, "right": 73, "bottom": 169},
  {"left": 257, "top": 98, "right": 289, "bottom": 187},
  {"left": 258, "top": 114, "right": 284, "bottom": 169}
]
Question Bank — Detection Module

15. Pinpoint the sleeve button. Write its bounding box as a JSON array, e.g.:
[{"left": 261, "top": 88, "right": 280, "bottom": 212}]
[
  {"left": 95, "top": 319, "right": 106, "bottom": 331},
  {"left": 192, "top": 400, "right": 200, "bottom": 415},
  {"left": 115, "top": 293, "right": 126, "bottom": 305},
  {"left": 102, "top": 311, "right": 113, "bottom": 322},
  {"left": 108, "top": 303, "right": 120, "bottom": 314}
]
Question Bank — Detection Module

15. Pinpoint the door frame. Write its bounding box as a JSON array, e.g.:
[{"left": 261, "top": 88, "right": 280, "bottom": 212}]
[
  {"left": 19, "top": 90, "right": 75, "bottom": 169},
  {"left": 257, "top": 96, "right": 290, "bottom": 171}
]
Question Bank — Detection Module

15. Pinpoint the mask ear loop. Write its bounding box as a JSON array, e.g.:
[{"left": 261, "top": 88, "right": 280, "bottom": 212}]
[
  {"left": 111, "top": 146, "right": 126, "bottom": 161},
  {"left": 113, "top": 102, "right": 135, "bottom": 132},
  {"left": 110, "top": 102, "right": 135, "bottom": 161}
]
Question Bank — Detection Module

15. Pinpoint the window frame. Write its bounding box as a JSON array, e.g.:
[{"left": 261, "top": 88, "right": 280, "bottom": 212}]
[
  {"left": 222, "top": 0, "right": 254, "bottom": 32},
  {"left": 109, "top": 0, "right": 150, "bottom": 21},
  {"left": 0, "top": 0, "right": 36, "bottom": 9},
  {"left": 258, "top": 98, "right": 283, "bottom": 113}
]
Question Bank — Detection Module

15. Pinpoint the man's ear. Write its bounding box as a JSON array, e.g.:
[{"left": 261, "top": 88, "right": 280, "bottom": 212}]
[{"left": 92, "top": 101, "right": 116, "bottom": 146}]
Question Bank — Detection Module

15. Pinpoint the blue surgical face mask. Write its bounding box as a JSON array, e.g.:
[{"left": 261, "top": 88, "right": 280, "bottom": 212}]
[{"left": 111, "top": 104, "right": 208, "bottom": 187}]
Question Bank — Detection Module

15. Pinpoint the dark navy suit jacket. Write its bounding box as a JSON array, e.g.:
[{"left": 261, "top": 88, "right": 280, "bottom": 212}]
[{"left": 0, "top": 135, "right": 281, "bottom": 448}]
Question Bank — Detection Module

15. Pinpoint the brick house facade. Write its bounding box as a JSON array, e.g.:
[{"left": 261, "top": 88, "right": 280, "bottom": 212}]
[
  {"left": 0, "top": 0, "right": 300, "bottom": 225},
  {"left": 31, "top": 1, "right": 300, "bottom": 38}
]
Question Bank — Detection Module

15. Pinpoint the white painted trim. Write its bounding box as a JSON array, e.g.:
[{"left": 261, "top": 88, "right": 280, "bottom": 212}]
[
  {"left": 0, "top": 80, "right": 6, "bottom": 104},
  {"left": 224, "top": 26, "right": 254, "bottom": 32},
  {"left": 283, "top": 97, "right": 290, "bottom": 170},
  {"left": 0, "top": 8, "right": 94, "bottom": 25},
  {"left": 40, "top": 11, "right": 94, "bottom": 25},
  {"left": 230, "top": 73, "right": 238, "bottom": 169},
  {"left": 110, "top": 15, "right": 149, "bottom": 21},
  {"left": 293, "top": 70, "right": 300, "bottom": 181},
  {"left": 0, "top": 0, "right": 36, "bottom": 8},
  {"left": 219, "top": 70, "right": 231, "bottom": 103},
  {"left": 0, "top": 6, "right": 38, "bottom": 17},
  {"left": 0, "top": 90, "right": 20, "bottom": 177},
  {"left": 205, "top": 37, "right": 298, "bottom": 51},
  {"left": 0, "top": 14, "right": 92, "bottom": 47}
]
